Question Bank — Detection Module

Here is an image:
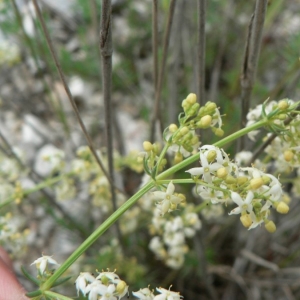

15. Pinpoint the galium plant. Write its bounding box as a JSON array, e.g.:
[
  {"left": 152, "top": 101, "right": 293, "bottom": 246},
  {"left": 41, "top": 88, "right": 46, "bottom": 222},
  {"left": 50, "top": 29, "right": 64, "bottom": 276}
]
[{"left": 1, "top": 93, "right": 299, "bottom": 299}]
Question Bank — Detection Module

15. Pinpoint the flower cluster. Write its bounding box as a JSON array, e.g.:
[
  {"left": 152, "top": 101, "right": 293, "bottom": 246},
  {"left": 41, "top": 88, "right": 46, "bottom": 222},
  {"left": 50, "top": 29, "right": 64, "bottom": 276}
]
[
  {"left": 75, "top": 270, "right": 128, "bottom": 300},
  {"left": 0, "top": 212, "right": 29, "bottom": 256},
  {"left": 149, "top": 205, "right": 201, "bottom": 269},
  {"left": 164, "top": 94, "right": 223, "bottom": 163},
  {"left": 187, "top": 145, "right": 289, "bottom": 232}
]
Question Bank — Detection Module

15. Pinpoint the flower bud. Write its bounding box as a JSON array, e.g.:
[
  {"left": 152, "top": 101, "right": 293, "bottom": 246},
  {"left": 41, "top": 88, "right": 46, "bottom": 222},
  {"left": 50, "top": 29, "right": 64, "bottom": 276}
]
[
  {"left": 284, "top": 150, "right": 294, "bottom": 162},
  {"left": 225, "top": 175, "right": 236, "bottom": 184},
  {"left": 152, "top": 143, "right": 161, "bottom": 154},
  {"left": 174, "top": 152, "right": 183, "bottom": 164},
  {"left": 169, "top": 124, "right": 178, "bottom": 133},
  {"left": 237, "top": 176, "right": 248, "bottom": 185},
  {"left": 161, "top": 158, "right": 167, "bottom": 166},
  {"left": 177, "top": 193, "right": 186, "bottom": 202},
  {"left": 143, "top": 141, "right": 153, "bottom": 152},
  {"left": 217, "top": 167, "right": 228, "bottom": 178},
  {"left": 199, "top": 115, "right": 212, "bottom": 128},
  {"left": 191, "top": 136, "right": 199, "bottom": 145},
  {"left": 277, "top": 113, "right": 287, "bottom": 120},
  {"left": 186, "top": 93, "right": 197, "bottom": 104},
  {"left": 206, "top": 150, "right": 217, "bottom": 162},
  {"left": 249, "top": 177, "right": 264, "bottom": 190},
  {"left": 214, "top": 128, "right": 224, "bottom": 137},
  {"left": 204, "top": 101, "right": 217, "bottom": 113},
  {"left": 188, "top": 103, "right": 200, "bottom": 116},
  {"left": 180, "top": 126, "right": 189, "bottom": 135},
  {"left": 262, "top": 175, "right": 271, "bottom": 185},
  {"left": 276, "top": 201, "right": 289, "bottom": 214},
  {"left": 183, "top": 144, "right": 193, "bottom": 152},
  {"left": 116, "top": 280, "right": 128, "bottom": 295},
  {"left": 240, "top": 214, "right": 252, "bottom": 228},
  {"left": 265, "top": 220, "right": 276, "bottom": 233},
  {"left": 278, "top": 100, "right": 289, "bottom": 110}
]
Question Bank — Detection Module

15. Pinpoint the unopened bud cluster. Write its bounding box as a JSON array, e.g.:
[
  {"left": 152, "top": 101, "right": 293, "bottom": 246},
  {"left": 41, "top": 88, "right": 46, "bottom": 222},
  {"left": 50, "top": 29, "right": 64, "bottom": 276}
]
[{"left": 164, "top": 93, "right": 224, "bottom": 161}]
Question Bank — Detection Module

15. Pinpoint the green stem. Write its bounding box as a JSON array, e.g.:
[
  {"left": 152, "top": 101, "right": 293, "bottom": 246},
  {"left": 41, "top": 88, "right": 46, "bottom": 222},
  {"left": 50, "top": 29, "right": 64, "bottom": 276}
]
[
  {"left": 44, "top": 290, "right": 73, "bottom": 300},
  {"left": 36, "top": 118, "right": 267, "bottom": 294},
  {"left": 39, "top": 181, "right": 154, "bottom": 292},
  {"left": 156, "top": 119, "right": 267, "bottom": 180},
  {"left": 155, "top": 143, "right": 170, "bottom": 177}
]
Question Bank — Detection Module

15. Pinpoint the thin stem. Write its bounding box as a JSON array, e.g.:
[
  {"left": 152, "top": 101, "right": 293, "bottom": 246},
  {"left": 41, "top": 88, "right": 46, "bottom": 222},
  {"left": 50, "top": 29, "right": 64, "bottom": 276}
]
[
  {"left": 31, "top": 0, "right": 115, "bottom": 190},
  {"left": 152, "top": 0, "right": 158, "bottom": 92},
  {"left": 44, "top": 290, "right": 73, "bottom": 300},
  {"left": 156, "top": 118, "right": 267, "bottom": 180},
  {"left": 239, "top": 0, "right": 268, "bottom": 151},
  {"left": 99, "top": 0, "right": 123, "bottom": 251},
  {"left": 0, "top": 174, "right": 68, "bottom": 210},
  {"left": 150, "top": 0, "right": 177, "bottom": 142},
  {"left": 197, "top": 0, "right": 206, "bottom": 105}
]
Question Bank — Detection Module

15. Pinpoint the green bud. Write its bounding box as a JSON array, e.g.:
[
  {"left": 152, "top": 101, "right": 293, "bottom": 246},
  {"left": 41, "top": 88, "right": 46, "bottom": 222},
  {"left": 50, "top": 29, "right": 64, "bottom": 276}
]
[
  {"left": 240, "top": 213, "right": 252, "bottom": 228},
  {"left": 169, "top": 123, "right": 178, "bottom": 133},
  {"left": 265, "top": 220, "right": 276, "bottom": 233},
  {"left": 206, "top": 150, "right": 216, "bottom": 162},
  {"left": 143, "top": 141, "right": 153, "bottom": 152},
  {"left": 186, "top": 93, "right": 197, "bottom": 104},
  {"left": 180, "top": 126, "right": 189, "bottom": 135},
  {"left": 174, "top": 152, "right": 183, "bottom": 164},
  {"left": 278, "top": 100, "right": 289, "bottom": 110}
]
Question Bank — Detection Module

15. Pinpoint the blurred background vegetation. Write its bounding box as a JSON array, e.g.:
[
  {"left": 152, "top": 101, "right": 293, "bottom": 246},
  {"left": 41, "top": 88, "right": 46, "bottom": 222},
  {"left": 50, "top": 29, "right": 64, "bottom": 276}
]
[{"left": 0, "top": 0, "right": 300, "bottom": 299}]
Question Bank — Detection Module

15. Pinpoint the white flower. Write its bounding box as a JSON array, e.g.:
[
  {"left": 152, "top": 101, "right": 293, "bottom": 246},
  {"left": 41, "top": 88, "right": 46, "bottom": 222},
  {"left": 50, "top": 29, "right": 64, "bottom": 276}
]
[
  {"left": 75, "top": 272, "right": 96, "bottom": 296},
  {"left": 197, "top": 185, "right": 226, "bottom": 204},
  {"left": 229, "top": 191, "right": 254, "bottom": 215},
  {"left": 85, "top": 281, "right": 105, "bottom": 300},
  {"left": 235, "top": 151, "right": 253, "bottom": 166},
  {"left": 152, "top": 182, "right": 182, "bottom": 215},
  {"left": 97, "top": 284, "right": 117, "bottom": 300},
  {"left": 96, "top": 271, "right": 121, "bottom": 284},
  {"left": 186, "top": 152, "right": 222, "bottom": 183},
  {"left": 31, "top": 255, "right": 59, "bottom": 274},
  {"left": 154, "top": 287, "right": 183, "bottom": 300},
  {"left": 132, "top": 287, "right": 155, "bottom": 300}
]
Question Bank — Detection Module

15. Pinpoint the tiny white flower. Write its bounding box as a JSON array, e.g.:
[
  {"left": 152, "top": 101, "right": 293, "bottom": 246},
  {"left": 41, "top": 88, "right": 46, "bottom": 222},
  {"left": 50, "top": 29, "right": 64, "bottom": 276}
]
[
  {"left": 152, "top": 182, "right": 182, "bottom": 215},
  {"left": 96, "top": 271, "right": 120, "bottom": 284},
  {"left": 31, "top": 255, "right": 59, "bottom": 274},
  {"left": 85, "top": 280, "right": 105, "bottom": 300},
  {"left": 229, "top": 191, "right": 254, "bottom": 215},
  {"left": 154, "top": 287, "right": 183, "bottom": 300},
  {"left": 186, "top": 152, "right": 222, "bottom": 183},
  {"left": 132, "top": 287, "right": 155, "bottom": 300},
  {"left": 97, "top": 283, "right": 117, "bottom": 300},
  {"left": 75, "top": 272, "right": 96, "bottom": 296}
]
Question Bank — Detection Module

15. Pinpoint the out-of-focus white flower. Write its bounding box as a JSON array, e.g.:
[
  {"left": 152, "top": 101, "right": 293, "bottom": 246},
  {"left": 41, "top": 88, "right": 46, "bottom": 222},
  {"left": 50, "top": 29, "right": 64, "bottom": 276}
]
[
  {"left": 132, "top": 287, "right": 155, "bottom": 300},
  {"left": 75, "top": 272, "right": 96, "bottom": 296},
  {"left": 31, "top": 255, "right": 59, "bottom": 274},
  {"left": 154, "top": 287, "right": 183, "bottom": 300},
  {"left": 85, "top": 280, "right": 105, "bottom": 300},
  {"left": 34, "top": 144, "right": 65, "bottom": 176},
  {"left": 235, "top": 151, "right": 253, "bottom": 166}
]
